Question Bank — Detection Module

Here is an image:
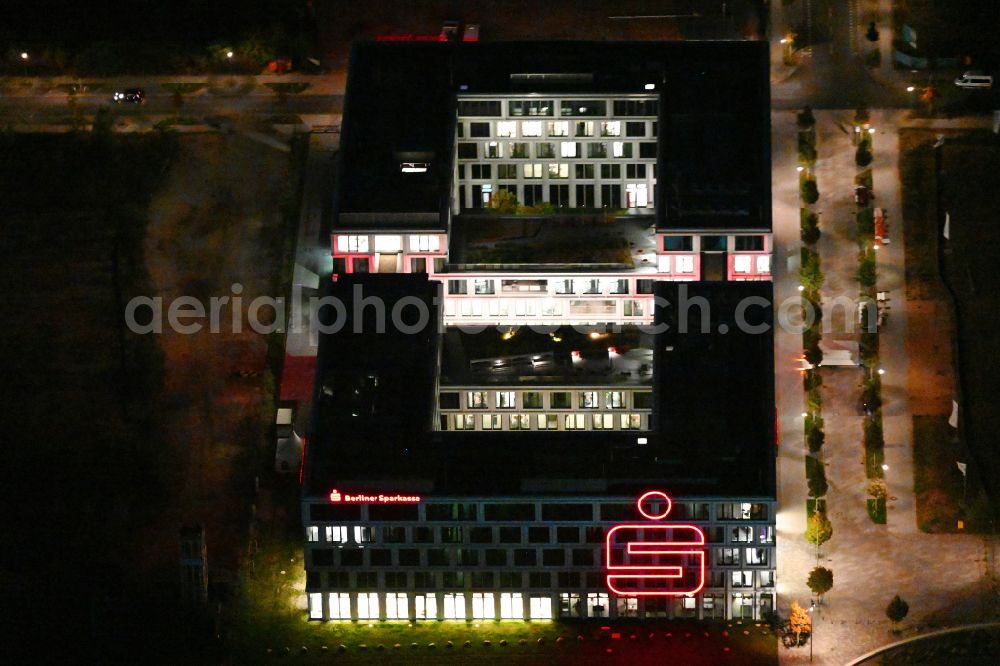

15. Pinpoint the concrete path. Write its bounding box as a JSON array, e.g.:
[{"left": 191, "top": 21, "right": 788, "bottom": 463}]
[{"left": 774, "top": 110, "right": 992, "bottom": 665}]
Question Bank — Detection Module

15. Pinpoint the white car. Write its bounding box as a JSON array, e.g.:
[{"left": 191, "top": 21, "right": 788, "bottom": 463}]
[{"left": 954, "top": 72, "right": 993, "bottom": 89}]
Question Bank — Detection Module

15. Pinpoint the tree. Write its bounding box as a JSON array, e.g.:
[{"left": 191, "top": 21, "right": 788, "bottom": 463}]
[
  {"left": 807, "top": 567, "right": 834, "bottom": 602},
  {"left": 856, "top": 143, "right": 873, "bottom": 167},
  {"left": 886, "top": 595, "right": 909, "bottom": 631},
  {"left": 796, "top": 106, "right": 816, "bottom": 129},
  {"left": 489, "top": 188, "right": 520, "bottom": 214},
  {"left": 807, "top": 458, "right": 828, "bottom": 498},
  {"left": 801, "top": 178, "right": 819, "bottom": 204},
  {"left": 788, "top": 601, "right": 813, "bottom": 647},
  {"left": 867, "top": 478, "right": 888, "bottom": 499},
  {"left": 854, "top": 106, "right": 871, "bottom": 125},
  {"left": 866, "top": 22, "right": 880, "bottom": 42},
  {"left": 805, "top": 510, "right": 832, "bottom": 560}
]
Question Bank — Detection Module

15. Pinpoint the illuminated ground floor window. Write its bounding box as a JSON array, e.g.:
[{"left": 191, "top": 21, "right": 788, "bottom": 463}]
[
  {"left": 416, "top": 593, "right": 437, "bottom": 620},
  {"left": 500, "top": 592, "right": 523, "bottom": 619},
  {"left": 616, "top": 596, "right": 639, "bottom": 617},
  {"left": 385, "top": 592, "right": 408, "bottom": 619},
  {"left": 328, "top": 592, "right": 351, "bottom": 620},
  {"left": 472, "top": 592, "right": 495, "bottom": 619},
  {"left": 586, "top": 592, "right": 609, "bottom": 618},
  {"left": 443, "top": 592, "right": 466, "bottom": 619},
  {"left": 309, "top": 593, "right": 323, "bottom": 619},
  {"left": 357, "top": 592, "right": 380, "bottom": 620},
  {"left": 530, "top": 596, "right": 553, "bottom": 619}
]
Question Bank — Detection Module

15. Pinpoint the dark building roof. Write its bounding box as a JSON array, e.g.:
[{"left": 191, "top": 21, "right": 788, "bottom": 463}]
[
  {"left": 335, "top": 40, "right": 771, "bottom": 232},
  {"left": 304, "top": 275, "right": 775, "bottom": 500}
]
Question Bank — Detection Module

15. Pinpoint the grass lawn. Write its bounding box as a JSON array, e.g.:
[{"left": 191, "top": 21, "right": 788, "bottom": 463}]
[
  {"left": 912, "top": 415, "right": 967, "bottom": 532},
  {"left": 864, "top": 625, "right": 1000, "bottom": 665}
]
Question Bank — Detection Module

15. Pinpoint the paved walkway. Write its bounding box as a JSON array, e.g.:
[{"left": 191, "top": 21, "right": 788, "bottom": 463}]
[{"left": 774, "top": 110, "right": 991, "bottom": 665}]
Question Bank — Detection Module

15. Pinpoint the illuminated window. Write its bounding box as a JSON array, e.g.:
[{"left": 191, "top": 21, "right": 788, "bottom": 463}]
[
  {"left": 309, "top": 592, "right": 323, "bottom": 619},
  {"left": 496, "top": 121, "right": 516, "bottom": 137},
  {"left": 453, "top": 414, "right": 475, "bottom": 430},
  {"left": 745, "top": 548, "right": 769, "bottom": 565},
  {"left": 385, "top": 592, "right": 409, "bottom": 620},
  {"left": 336, "top": 235, "right": 369, "bottom": 253},
  {"left": 756, "top": 255, "right": 771, "bottom": 274},
  {"left": 472, "top": 593, "right": 495, "bottom": 619},
  {"left": 592, "top": 413, "right": 614, "bottom": 429},
  {"left": 574, "top": 121, "right": 593, "bottom": 137},
  {"left": 474, "top": 279, "right": 494, "bottom": 295},
  {"left": 522, "top": 121, "right": 542, "bottom": 137},
  {"left": 500, "top": 593, "right": 524, "bottom": 619},
  {"left": 482, "top": 413, "right": 501, "bottom": 430},
  {"left": 325, "top": 525, "right": 348, "bottom": 544},
  {"left": 601, "top": 121, "right": 621, "bottom": 137},
  {"left": 496, "top": 391, "right": 516, "bottom": 409},
  {"left": 353, "top": 526, "right": 375, "bottom": 544},
  {"left": 564, "top": 413, "right": 586, "bottom": 430},
  {"left": 675, "top": 255, "right": 695, "bottom": 274},
  {"left": 356, "top": 592, "right": 380, "bottom": 619},
  {"left": 620, "top": 413, "right": 642, "bottom": 430},
  {"left": 548, "top": 120, "right": 569, "bottom": 136},
  {"left": 415, "top": 593, "right": 438, "bottom": 620},
  {"left": 603, "top": 278, "right": 628, "bottom": 294},
  {"left": 731, "top": 571, "right": 753, "bottom": 588},
  {"left": 523, "top": 163, "right": 543, "bottom": 178},
  {"left": 624, "top": 300, "right": 644, "bottom": 317},
  {"left": 306, "top": 526, "right": 319, "bottom": 542},
  {"left": 586, "top": 592, "right": 609, "bottom": 618},
  {"left": 559, "top": 593, "right": 582, "bottom": 617},
  {"left": 547, "top": 163, "right": 569, "bottom": 179},
  {"left": 734, "top": 255, "right": 752, "bottom": 274},
  {"left": 409, "top": 235, "right": 440, "bottom": 252},
  {"left": 579, "top": 391, "right": 598, "bottom": 409},
  {"left": 759, "top": 571, "right": 775, "bottom": 587},
  {"left": 732, "top": 526, "right": 753, "bottom": 543},
  {"left": 372, "top": 235, "right": 402, "bottom": 252},
  {"left": 467, "top": 392, "right": 487, "bottom": 409},
  {"left": 682, "top": 596, "right": 697, "bottom": 610},
  {"left": 612, "top": 141, "right": 632, "bottom": 158},
  {"left": 328, "top": 592, "right": 351, "bottom": 620},
  {"left": 657, "top": 255, "right": 671, "bottom": 272},
  {"left": 604, "top": 391, "right": 625, "bottom": 409},
  {"left": 758, "top": 526, "right": 775, "bottom": 543},
  {"left": 486, "top": 141, "right": 502, "bottom": 158},
  {"left": 530, "top": 596, "right": 553, "bottom": 619},
  {"left": 443, "top": 593, "right": 466, "bottom": 619},
  {"left": 560, "top": 141, "right": 578, "bottom": 157},
  {"left": 510, "top": 414, "right": 531, "bottom": 430},
  {"left": 537, "top": 414, "right": 558, "bottom": 430}
]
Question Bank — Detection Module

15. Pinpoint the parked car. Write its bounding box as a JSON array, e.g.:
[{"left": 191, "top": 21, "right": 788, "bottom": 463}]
[
  {"left": 112, "top": 88, "right": 144, "bottom": 104},
  {"left": 954, "top": 72, "right": 993, "bottom": 89}
]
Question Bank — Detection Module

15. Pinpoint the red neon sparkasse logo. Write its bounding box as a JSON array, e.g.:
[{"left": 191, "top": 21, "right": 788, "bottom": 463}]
[{"left": 605, "top": 491, "right": 706, "bottom": 596}]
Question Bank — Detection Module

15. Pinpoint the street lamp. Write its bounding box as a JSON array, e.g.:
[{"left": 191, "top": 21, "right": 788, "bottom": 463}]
[
  {"left": 906, "top": 85, "right": 916, "bottom": 92},
  {"left": 808, "top": 601, "right": 816, "bottom": 661},
  {"left": 20, "top": 51, "right": 28, "bottom": 77},
  {"left": 226, "top": 50, "right": 234, "bottom": 59},
  {"left": 882, "top": 464, "right": 890, "bottom": 471}
]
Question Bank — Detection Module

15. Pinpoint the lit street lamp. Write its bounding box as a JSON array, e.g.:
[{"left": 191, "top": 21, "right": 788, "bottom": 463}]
[
  {"left": 226, "top": 50, "right": 234, "bottom": 59},
  {"left": 808, "top": 601, "right": 816, "bottom": 661},
  {"left": 20, "top": 51, "right": 28, "bottom": 77}
]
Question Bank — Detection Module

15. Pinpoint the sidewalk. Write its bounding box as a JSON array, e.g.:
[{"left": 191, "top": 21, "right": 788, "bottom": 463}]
[{"left": 0, "top": 72, "right": 343, "bottom": 98}]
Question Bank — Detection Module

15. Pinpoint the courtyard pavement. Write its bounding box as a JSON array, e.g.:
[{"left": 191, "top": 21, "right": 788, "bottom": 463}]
[{"left": 773, "top": 110, "right": 993, "bottom": 665}]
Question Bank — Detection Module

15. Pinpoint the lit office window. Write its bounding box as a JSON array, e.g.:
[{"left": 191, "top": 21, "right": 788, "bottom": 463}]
[
  {"left": 537, "top": 414, "right": 558, "bottom": 430},
  {"left": 586, "top": 592, "right": 609, "bottom": 618},
  {"left": 620, "top": 413, "right": 642, "bottom": 430},
  {"left": 482, "top": 413, "right": 502, "bottom": 430},
  {"left": 353, "top": 526, "right": 375, "bottom": 544},
  {"left": 605, "top": 391, "right": 625, "bottom": 408},
  {"left": 565, "top": 413, "right": 586, "bottom": 430},
  {"left": 522, "top": 121, "right": 542, "bottom": 137},
  {"left": 372, "top": 235, "right": 402, "bottom": 252},
  {"left": 612, "top": 141, "right": 632, "bottom": 158},
  {"left": 624, "top": 300, "right": 644, "bottom": 317},
  {"left": 601, "top": 121, "right": 621, "bottom": 137},
  {"left": 336, "top": 235, "right": 369, "bottom": 253},
  {"left": 306, "top": 526, "right": 319, "bottom": 542},
  {"left": 560, "top": 593, "right": 582, "bottom": 617},
  {"left": 467, "top": 391, "right": 487, "bottom": 408},
  {"left": 756, "top": 255, "right": 771, "bottom": 273},
  {"left": 416, "top": 594, "right": 437, "bottom": 620},
  {"left": 548, "top": 121, "right": 569, "bottom": 136},
  {"left": 385, "top": 592, "right": 409, "bottom": 620},
  {"left": 454, "top": 414, "right": 475, "bottom": 430},
  {"left": 523, "top": 163, "right": 543, "bottom": 178},
  {"left": 496, "top": 121, "right": 516, "bottom": 137},
  {"left": 472, "top": 593, "right": 495, "bottom": 619},
  {"left": 547, "top": 163, "right": 569, "bottom": 179},
  {"left": 496, "top": 391, "right": 516, "bottom": 409},
  {"left": 409, "top": 235, "right": 441, "bottom": 252},
  {"left": 530, "top": 596, "right": 553, "bottom": 619},
  {"left": 487, "top": 141, "right": 503, "bottom": 158},
  {"left": 657, "top": 255, "right": 671, "bottom": 272},
  {"left": 745, "top": 548, "right": 769, "bottom": 565},
  {"left": 472, "top": 279, "right": 494, "bottom": 295},
  {"left": 509, "top": 414, "right": 531, "bottom": 430},
  {"left": 734, "top": 255, "right": 752, "bottom": 273},
  {"left": 500, "top": 593, "right": 524, "bottom": 619},
  {"left": 560, "top": 141, "right": 578, "bottom": 157},
  {"left": 325, "top": 526, "right": 348, "bottom": 544},
  {"left": 357, "top": 592, "right": 380, "bottom": 619},
  {"left": 731, "top": 571, "right": 753, "bottom": 588},
  {"left": 592, "top": 413, "right": 614, "bottom": 429},
  {"left": 329, "top": 592, "right": 351, "bottom": 619},
  {"left": 580, "top": 391, "right": 598, "bottom": 409},
  {"left": 675, "top": 255, "right": 695, "bottom": 273},
  {"left": 443, "top": 592, "right": 466, "bottom": 619},
  {"left": 309, "top": 593, "right": 323, "bottom": 619}
]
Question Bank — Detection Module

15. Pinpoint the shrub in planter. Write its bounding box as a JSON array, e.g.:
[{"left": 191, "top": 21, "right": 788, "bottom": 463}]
[
  {"left": 797, "top": 106, "right": 816, "bottom": 129},
  {"left": 856, "top": 143, "right": 873, "bottom": 167},
  {"left": 799, "top": 248, "right": 824, "bottom": 292},
  {"left": 801, "top": 177, "right": 820, "bottom": 204},
  {"left": 804, "top": 340, "right": 824, "bottom": 367},
  {"left": 803, "top": 369, "right": 823, "bottom": 392},
  {"left": 864, "top": 415, "right": 884, "bottom": 449},
  {"left": 806, "top": 455, "right": 828, "bottom": 498},
  {"left": 800, "top": 208, "right": 820, "bottom": 244},
  {"left": 858, "top": 253, "right": 877, "bottom": 289},
  {"left": 798, "top": 134, "right": 817, "bottom": 165},
  {"left": 866, "top": 478, "right": 888, "bottom": 499},
  {"left": 806, "top": 420, "right": 825, "bottom": 453}
]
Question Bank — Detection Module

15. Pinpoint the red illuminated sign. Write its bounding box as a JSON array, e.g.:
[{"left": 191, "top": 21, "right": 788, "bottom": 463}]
[
  {"left": 605, "top": 491, "right": 706, "bottom": 596},
  {"left": 328, "top": 489, "right": 421, "bottom": 504}
]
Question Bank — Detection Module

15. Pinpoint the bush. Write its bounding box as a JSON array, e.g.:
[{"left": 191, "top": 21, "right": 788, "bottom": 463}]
[
  {"left": 858, "top": 252, "right": 877, "bottom": 288},
  {"left": 864, "top": 414, "right": 884, "bottom": 450},
  {"left": 803, "top": 369, "right": 823, "bottom": 392},
  {"left": 806, "top": 455, "right": 828, "bottom": 497},
  {"left": 860, "top": 331, "right": 879, "bottom": 362},
  {"left": 856, "top": 144, "right": 873, "bottom": 167},
  {"left": 800, "top": 208, "right": 820, "bottom": 244},
  {"left": 798, "top": 132, "right": 817, "bottom": 165},
  {"left": 796, "top": 105, "right": 816, "bottom": 129},
  {"left": 863, "top": 374, "right": 883, "bottom": 412},
  {"left": 806, "top": 415, "right": 825, "bottom": 453},
  {"left": 801, "top": 177, "right": 820, "bottom": 204},
  {"left": 867, "top": 478, "right": 888, "bottom": 499},
  {"left": 799, "top": 247, "right": 824, "bottom": 293}
]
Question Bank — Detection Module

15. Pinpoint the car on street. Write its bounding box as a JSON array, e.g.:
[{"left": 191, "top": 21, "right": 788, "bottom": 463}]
[
  {"left": 954, "top": 72, "right": 993, "bottom": 89},
  {"left": 112, "top": 88, "right": 144, "bottom": 104}
]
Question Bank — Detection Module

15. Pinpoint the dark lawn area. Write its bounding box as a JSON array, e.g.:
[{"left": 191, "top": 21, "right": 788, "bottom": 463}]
[
  {"left": 898, "top": 129, "right": 998, "bottom": 529},
  {"left": 864, "top": 625, "right": 1000, "bottom": 665}
]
